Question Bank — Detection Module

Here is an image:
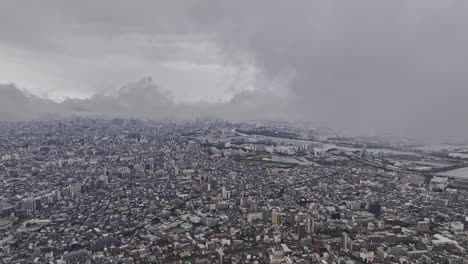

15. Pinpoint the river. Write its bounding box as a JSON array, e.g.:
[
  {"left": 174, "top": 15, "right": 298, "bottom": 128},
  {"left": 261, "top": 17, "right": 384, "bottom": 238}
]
[
  {"left": 271, "top": 155, "right": 314, "bottom": 165},
  {"left": 437, "top": 167, "right": 468, "bottom": 179}
]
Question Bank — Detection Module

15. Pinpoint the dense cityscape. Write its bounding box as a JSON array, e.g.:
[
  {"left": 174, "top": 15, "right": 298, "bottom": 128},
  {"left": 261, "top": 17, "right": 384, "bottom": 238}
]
[
  {"left": 1, "top": 119, "right": 467, "bottom": 263},
  {"left": 2, "top": 0, "right": 468, "bottom": 263}
]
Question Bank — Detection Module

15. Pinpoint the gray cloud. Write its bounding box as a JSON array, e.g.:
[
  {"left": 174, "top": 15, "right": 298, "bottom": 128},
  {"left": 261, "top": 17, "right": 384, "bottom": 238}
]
[
  {"left": 1, "top": 1, "right": 468, "bottom": 142},
  {"left": 188, "top": 1, "right": 468, "bottom": 139},
  {"left": 0, "top": 78, "right": 286, "bottom": 121},
  {"left": 0, "top": 83, "right": 61, "bottom": 120}
]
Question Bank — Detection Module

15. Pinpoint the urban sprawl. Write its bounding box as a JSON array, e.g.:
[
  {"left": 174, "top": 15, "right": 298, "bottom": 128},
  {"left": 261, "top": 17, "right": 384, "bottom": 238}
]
[{"left": 1, "top": 119, "right": 468, "bottom": 264}]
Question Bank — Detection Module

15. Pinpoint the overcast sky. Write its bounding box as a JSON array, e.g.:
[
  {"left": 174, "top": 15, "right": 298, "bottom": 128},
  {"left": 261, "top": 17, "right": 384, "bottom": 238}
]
[{"left": 1, "top": 1, "right": 468, "bottom": 141}]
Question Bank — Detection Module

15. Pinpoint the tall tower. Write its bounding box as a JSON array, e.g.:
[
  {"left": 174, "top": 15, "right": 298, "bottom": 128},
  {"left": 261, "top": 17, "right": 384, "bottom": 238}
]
[
  {"left": 289, "top": 209, "right": 296, "bottom": 226},
  {"left": 342, "top": 232, "right": 349, "bottom": 250},
  {"left": 307, "top": 217, "right": 315, "bottom": 233}
]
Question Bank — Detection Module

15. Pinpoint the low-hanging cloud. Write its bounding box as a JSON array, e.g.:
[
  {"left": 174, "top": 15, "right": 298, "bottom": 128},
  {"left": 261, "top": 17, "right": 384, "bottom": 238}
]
[{"left": 0, "top": 78, "right": 288, "bottom": 123}]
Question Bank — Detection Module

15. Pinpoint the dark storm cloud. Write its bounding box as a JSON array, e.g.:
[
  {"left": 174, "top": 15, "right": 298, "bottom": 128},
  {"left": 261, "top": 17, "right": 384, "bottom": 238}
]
[
  {"left": 1, "top": 1, "right": 468, "bottom": 141},
  {"left": 189, "top": 1, "right": 468, "bottom": 140}
]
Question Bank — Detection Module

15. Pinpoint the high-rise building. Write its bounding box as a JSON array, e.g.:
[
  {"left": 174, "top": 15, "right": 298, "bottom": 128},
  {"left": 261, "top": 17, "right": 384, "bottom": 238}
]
[
  {"left": 417, "top": 221, "right": 430, "bottom": 232},
  {"left": 34, "top": 198, "right": 42, "bottom": 210},
  {"left": 347, "top": 201, "right": 361, "bottom": 211},
  {"left": 53, "top": 190, "right": 61, "bottom": 201},
  {"left": 20, "top": 198, "right": 36, "bottom": 212},
  {"left": 240, "top": 197, "right": 245, "bottom": 207},
  {"left": 295, "top": 223, "right": 306, "bottom": 240},
  {"left": 289, "top": 209, "right": 296, "bottom": 226},
  {"left": 307, "top": 217, "right": 315, "bottom": 233},
  {"left": 297, "top": 212, "right": 305, "bottom": 223},
  {"left": 342, "top": 232, "right": 349, "bottom": 250},
  {"left": 216, "top": 248, "right": 224, "bottom": 264},
  {"left": 222, "top": 187, "right": 231, "bottom": 200},
  {"left": 272, "top": 210, "right": 280, "bottom": 225},
  {"left": 62, "top": 250, "right": 91, "bottom": 263}
]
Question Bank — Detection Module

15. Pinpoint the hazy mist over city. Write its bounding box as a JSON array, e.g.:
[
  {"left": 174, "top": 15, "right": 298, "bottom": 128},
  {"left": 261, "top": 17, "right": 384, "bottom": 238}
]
[
  {"left": 3, "top": 2, "right": 468, "bottom": 263},
  {"left": 1, "top": 1, "right": 468, "bottom": 141}
]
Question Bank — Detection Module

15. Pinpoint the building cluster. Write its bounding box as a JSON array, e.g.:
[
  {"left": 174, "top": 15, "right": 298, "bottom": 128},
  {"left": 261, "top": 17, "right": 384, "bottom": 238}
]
[{"left": 0, "top": 119, "right": 467, "bottom": 263}]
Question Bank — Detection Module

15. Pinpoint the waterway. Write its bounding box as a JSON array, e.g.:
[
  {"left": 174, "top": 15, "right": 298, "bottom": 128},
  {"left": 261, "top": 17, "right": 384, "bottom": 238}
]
[
  {"left": 270, "top": 155, "right": 314, "bottom": 165},
  {"left": 330, "top": 145, "right": 416, "bottom": 156},
  {"left": 436, "top": 167, "right": 468, "bottom": 178}
]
